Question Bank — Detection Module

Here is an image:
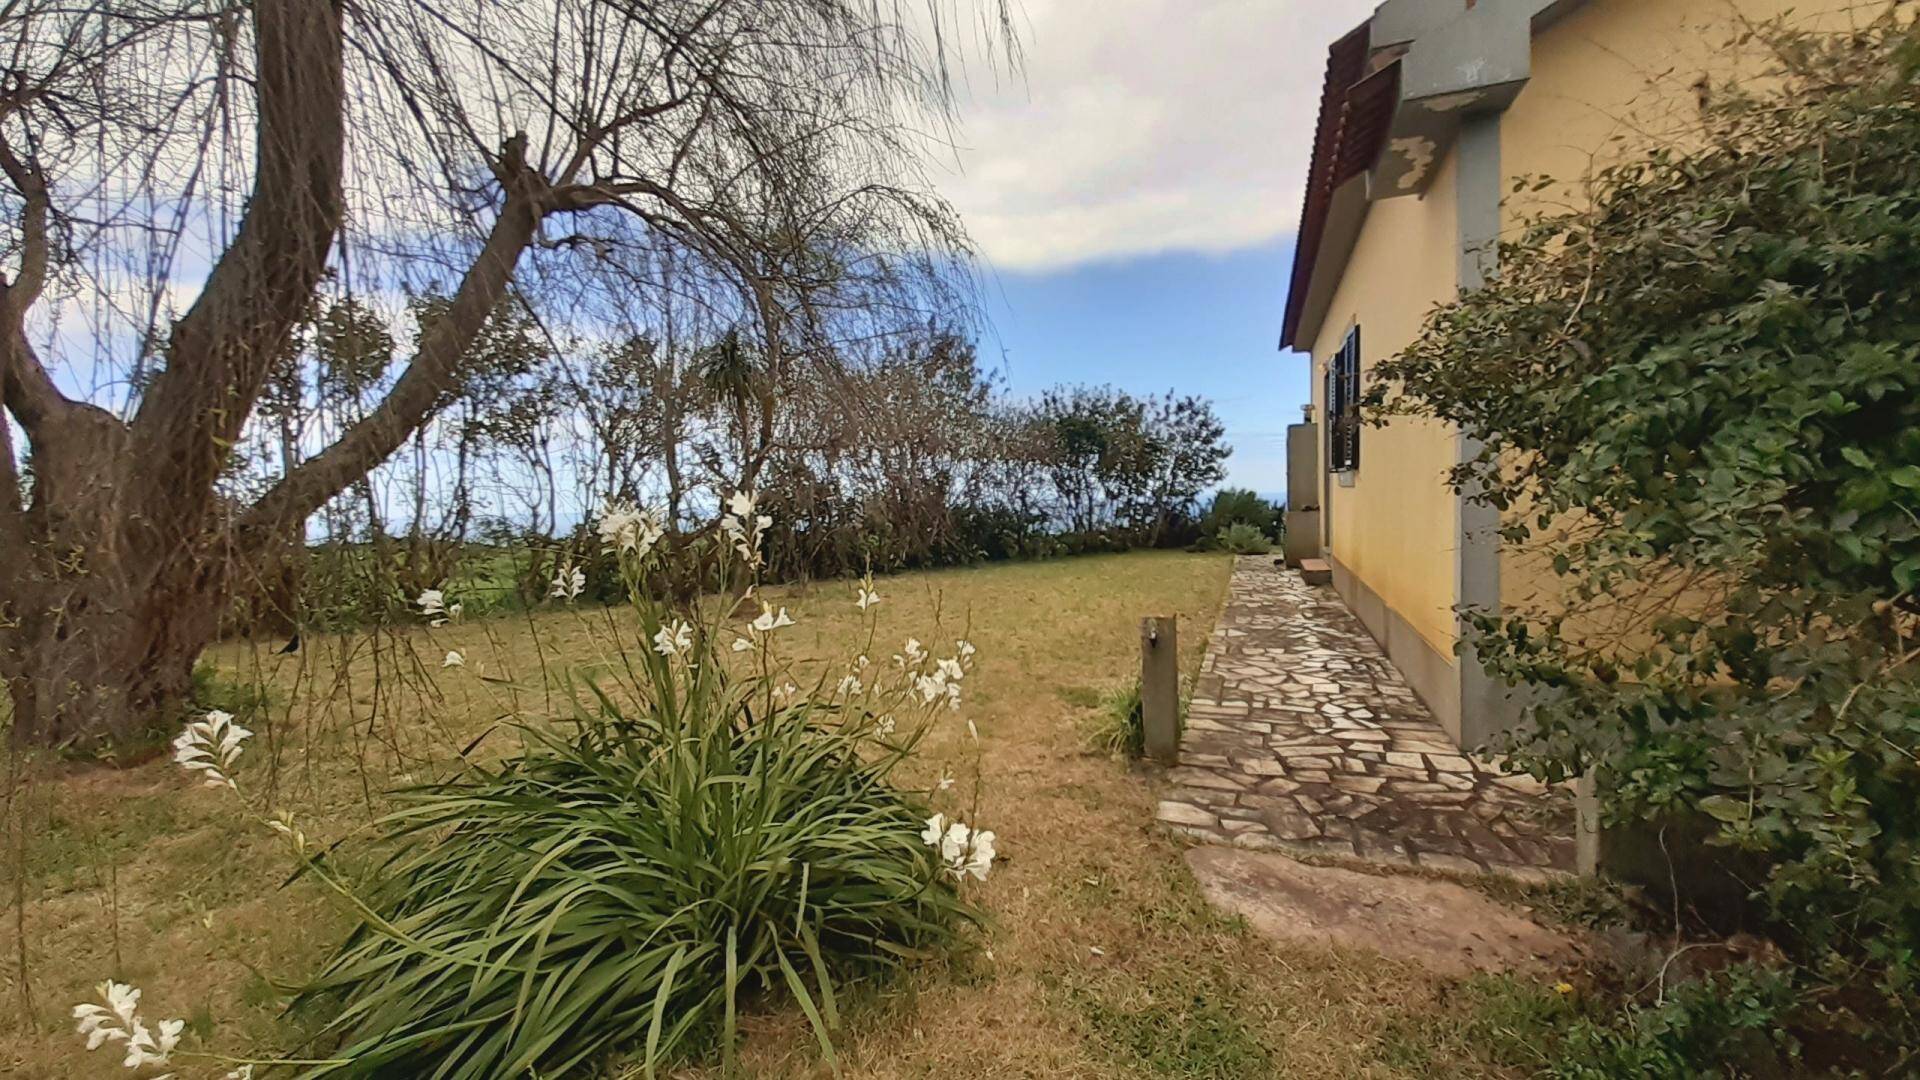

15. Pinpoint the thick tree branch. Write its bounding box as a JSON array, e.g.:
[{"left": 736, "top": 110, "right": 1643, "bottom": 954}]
[
  {"left": 0, "top": 132, "right": 49, "bottom": 314},
  {"left": 0, "top": 127, "right": 73, "bottom": 437},
  {"left": 127, "top": 0, "right": 346, "bottom": 525},
  {"left": 242, "top": 155, "right": 545, "bottom": 538},
  {"left": 0, "top": 399, "right": 20, "bottom": 546}
]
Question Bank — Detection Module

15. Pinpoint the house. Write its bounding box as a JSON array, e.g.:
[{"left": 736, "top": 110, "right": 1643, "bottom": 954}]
[{"left": 1279, "top": 0, "right": 1859, "bottom": 750}]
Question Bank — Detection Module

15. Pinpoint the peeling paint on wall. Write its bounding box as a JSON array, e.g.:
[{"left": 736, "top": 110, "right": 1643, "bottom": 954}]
[
  {"left": 1422, "top": 90, "right": 1486, "bottom": 112},
  {"left": 1391, "top": 136, "right": 1437, "bottom": 190}
]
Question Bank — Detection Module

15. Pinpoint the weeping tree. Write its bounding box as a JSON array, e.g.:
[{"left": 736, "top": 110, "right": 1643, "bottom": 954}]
[{"left": 0, "top": 0, "right": 1013, "bottom": 747}]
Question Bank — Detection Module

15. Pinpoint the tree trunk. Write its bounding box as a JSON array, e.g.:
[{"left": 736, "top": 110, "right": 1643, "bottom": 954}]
[
  {"left": 5, "top": 581, "right": 222, "bottom": 749},
  {"left": 0, "top": 0, "right": 346, "bottom": 748},
  {"left": 0, "top": 410, "right": 233, "bottom": 747}
]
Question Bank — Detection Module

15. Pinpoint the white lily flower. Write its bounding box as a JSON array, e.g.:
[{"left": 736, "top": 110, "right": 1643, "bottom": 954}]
[
  {"left": 447, "top": 602, "right": 463, "bottom": 620},
  {"left": 415, "top": 588, "right": 445, "bottom": 618},
  {"left": 726, "top": 489, "right": 756, "bottom": 519},
  {"left": 749, "top": 605, "right": 795, "bottom": 633},
  {"left": 652, "top": 619, "right": 694, "bottom": 657},
  {"left": 876, "top": 715, "right": 896, "bottom": 735},
  {"left": 855, "top": 586, "right": 881, "bottom": 610},
  {"left": 914, "top": 670, "right": 949, "bottom": 704},
  {"left": 73, "top": 1003, "right": 116, "bottom": 1050},
  {"left": 961, "top": 830, "right": 997, "bottom": 880},
  {"left": 72, "top": 981, "right": 181, "bottom": 1067},
  {"left": 836, "top": 675, "right": 864, "bottom": 696},
  {"left": 442, "top": 650, "right": 465, "bottom": 669},
  {"left": 598, "top": 502, "right": 665, "bottom": 556},
  {"left": 731, "top": 637, "right": 754, "bottom": 652},
  {"left": 940, "top": 820, "right": 970, "bottom": 864},
  {"left": 104, "top": 981, "right": 139, "bottom": 1028},
  {"left": 920, "top": 813, "right": 948, "bottom": 848},
  {"left": 122, "top": 1019, "right": 168, "bottom": 1069},
  {"left": 937, "top": 657, "right": 965, "bottom": 682},
  {"left": 172, "top": 711, "right": 251, "bottom": 790},
  {"left": 550, "top": 564, "right": 587, "bottom": 601},
  {"left": 956, "top": 639, "right": 977, "bottom": 659}
]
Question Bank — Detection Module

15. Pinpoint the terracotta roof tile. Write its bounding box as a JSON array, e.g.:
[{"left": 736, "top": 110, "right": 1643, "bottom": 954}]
[{"left": 1280, "top": 21, "right": 1397, "bottom": 351}]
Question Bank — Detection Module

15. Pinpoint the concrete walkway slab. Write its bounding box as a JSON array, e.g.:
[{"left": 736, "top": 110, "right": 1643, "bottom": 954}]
[
  {"left": 1186, "top": 847, "right": 1580, "bottom": 976},
  {"left": 1159, "top": 557, "right": 1575, "bottom": 878}
]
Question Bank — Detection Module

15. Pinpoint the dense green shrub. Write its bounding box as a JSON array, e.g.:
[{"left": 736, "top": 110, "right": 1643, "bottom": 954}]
[
  {"left": 294, "top": 699, "right": 968, "bottom": 1077},
  {"left": 1547, "top": 966, "right": 1802, "bottom": 1080},
  {"left": 1371, "top": 13, "right": 1920, "bottom": 1061},
  {"left": 1200, "top": 488, "right": 1280, "bottom": 539},
  {"left": 1214, "top": 522, "right": 1272, "bottom": 555},
  {"left": 1435, "top": 967, "right": 1804, "bottom": 1078},
  {"left": 290, "top": 500, "right": 991, "bottom": 1077},
  {"left": 950, "top": 504, "right": 1050, "bottom": 562}
]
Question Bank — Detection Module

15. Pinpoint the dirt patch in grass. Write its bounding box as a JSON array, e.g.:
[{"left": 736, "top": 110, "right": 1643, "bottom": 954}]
[{"left": 2, "top": 552, "right": 1564, "bottom": 1077}]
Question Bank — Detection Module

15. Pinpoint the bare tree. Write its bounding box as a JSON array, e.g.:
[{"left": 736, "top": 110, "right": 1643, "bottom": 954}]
[{"left": 0, "top": 0, "right": 1012, "bottom": 746}]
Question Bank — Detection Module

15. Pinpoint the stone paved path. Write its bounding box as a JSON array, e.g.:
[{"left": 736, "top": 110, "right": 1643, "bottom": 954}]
[{"left": 1157, "top": 557, "right": 1576, "bottom": 880}]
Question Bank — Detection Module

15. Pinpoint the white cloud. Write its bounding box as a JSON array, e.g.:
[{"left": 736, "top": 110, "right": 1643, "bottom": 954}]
[{"left": 936, "top": 0, "right": 1380, "bottom": 272}]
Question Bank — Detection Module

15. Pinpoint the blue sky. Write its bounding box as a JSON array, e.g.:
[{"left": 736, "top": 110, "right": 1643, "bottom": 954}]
[
  {"left": 931, "top": 0, "right": 1381, "bottom": 504},
  {"left": 980, "top": 241, "right": 1307, "bottom": 499}
]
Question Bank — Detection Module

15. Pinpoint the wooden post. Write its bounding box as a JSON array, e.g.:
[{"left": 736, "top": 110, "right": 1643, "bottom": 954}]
[
  {"left": 1575, "top": 770, "right": 1602, "bottom": 877},
  {"left": 1141, "top": 615, "right": 1180, "bottom": 765}
]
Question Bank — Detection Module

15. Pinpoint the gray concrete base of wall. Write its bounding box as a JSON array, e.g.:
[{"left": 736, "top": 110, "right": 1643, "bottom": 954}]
[
  {"left": 1327, "top": 555, "right": 1463, "bottom": 746},
  {"left": 1283, "top": 510, "right": 1321, "bottom": 568}
]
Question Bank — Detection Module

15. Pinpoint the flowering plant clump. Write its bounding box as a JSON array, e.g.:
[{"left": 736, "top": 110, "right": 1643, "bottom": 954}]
[
  {"left": 275, "top": 493, "right": 993, "bottom": 1078},
  {"left": 85, "top": 491, "right": 993, "bottom": 1078}
]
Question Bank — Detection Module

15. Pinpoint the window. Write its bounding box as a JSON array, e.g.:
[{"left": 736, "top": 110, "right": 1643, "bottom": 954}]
[{"left": 1327, "top": 325, "right": 1361, "bottom": 472}]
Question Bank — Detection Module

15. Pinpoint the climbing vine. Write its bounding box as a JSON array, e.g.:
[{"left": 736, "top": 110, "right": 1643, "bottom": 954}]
[{"left": 1368, "top": 11, "right": 1920, "bottom": 1062}]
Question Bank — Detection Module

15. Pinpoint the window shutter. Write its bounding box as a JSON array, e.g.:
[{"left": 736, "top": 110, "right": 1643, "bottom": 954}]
[
  {"left": 1345, "top": 326, "right": 1361, "bottom": 470},
  {"left": 1327, "top": 326, "right": 1361, "bottom": 472}
]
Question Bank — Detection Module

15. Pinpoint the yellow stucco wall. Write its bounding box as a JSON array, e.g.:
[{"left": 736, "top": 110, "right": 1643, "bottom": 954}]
[
  {"left": 1310, "top": 148, "right": 1462, "bottom": 660},
  {"left": 1498, "top": 0, "right": 1869, "bottom": 614}
]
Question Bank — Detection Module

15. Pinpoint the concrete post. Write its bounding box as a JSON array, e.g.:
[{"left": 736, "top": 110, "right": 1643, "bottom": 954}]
[{"left": 1141, "top": 615, "right": 1180, "bottom": 765}]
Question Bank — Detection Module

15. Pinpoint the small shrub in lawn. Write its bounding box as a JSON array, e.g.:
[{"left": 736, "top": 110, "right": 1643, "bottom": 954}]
[
  {"left": 1214, "top": 522, "right": 1272, "bottom": 555},
  {"left": 1085, "top": 680, "right": 1144, "bottom": 759},
  {"left": 292, "top": 688, "right": 972, "bottom": 1076}
]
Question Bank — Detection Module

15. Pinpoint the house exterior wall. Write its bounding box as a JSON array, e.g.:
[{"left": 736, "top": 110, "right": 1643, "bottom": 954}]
[
  {"left": 1295, "top": 0, "right": 1868, "bottom": 746},
  {"left": 1310, "top": 149, "right": 1464, "bottom": 735}
]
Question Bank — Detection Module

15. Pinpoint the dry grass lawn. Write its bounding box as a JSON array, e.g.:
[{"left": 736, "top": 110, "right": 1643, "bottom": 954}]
[{"left": 1, "top": 551, "right": 1547, "bottom": 1078}]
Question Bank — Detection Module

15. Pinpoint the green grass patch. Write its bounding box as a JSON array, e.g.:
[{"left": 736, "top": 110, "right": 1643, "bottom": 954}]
[
  {"left": 1082, "top": 680, "right": 1144, "bottom": 759},
  {"left": 1063, "top": 964, "right": 1273, "bottom": 1079}
]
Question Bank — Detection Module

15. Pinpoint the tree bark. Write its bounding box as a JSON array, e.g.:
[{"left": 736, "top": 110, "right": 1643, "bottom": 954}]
[{"left": 0, "top": 0, "right": 346, "bottom": 747}]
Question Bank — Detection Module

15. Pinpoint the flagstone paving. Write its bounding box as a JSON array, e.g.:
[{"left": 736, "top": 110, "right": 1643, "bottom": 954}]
[{"left": 1157, "top": 556, "right": 1576, "bottom": 880}]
